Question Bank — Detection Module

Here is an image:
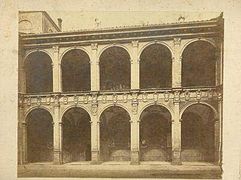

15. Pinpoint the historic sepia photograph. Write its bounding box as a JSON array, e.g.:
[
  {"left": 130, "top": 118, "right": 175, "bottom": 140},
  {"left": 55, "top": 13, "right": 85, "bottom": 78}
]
[{"left": 17, "top": 11, "right": 224, "bottom": 178}]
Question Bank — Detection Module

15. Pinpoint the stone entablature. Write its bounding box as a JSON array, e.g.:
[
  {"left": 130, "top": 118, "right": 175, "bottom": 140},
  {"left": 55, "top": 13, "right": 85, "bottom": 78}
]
[{"left": 20, "top": 17, "right": 223, "bottom": 48}]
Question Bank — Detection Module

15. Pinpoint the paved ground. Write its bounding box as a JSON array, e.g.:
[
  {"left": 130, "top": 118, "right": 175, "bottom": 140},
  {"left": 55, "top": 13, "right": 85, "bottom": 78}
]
[{"left": 18, "top": 162, "right": 222, "bottom": 179}]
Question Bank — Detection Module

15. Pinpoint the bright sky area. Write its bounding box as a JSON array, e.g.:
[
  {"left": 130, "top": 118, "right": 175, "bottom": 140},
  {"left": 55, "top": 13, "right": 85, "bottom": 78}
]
[{"left": 47, "top": 11, "right": 221, "bottom": 32}]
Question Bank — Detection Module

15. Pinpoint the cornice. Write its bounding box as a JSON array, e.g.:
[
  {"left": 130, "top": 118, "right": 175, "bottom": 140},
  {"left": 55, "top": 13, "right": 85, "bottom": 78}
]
[{"left": 20, "top": 19, "right": 223, "bottom": 49}]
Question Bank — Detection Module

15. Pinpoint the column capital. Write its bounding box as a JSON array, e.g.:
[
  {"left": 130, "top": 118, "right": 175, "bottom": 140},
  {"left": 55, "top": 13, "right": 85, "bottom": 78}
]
[
  {"left": 132, "top": 40, "right": 139, "bottom": 47},
  {"left": 91, "top": 43, "right": 98, "bottom": 50},
  {"left": 53, "top": 45, "right": 59, "bottom": 52},
  {"left": 173, "top": 38, "right": 181, "bottom": 46}
]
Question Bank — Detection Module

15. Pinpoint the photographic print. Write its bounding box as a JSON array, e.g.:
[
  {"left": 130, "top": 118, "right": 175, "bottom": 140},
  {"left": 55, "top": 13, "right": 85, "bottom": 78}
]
[{"left": 17, "top": 11, "right": 224, "bottom": 179}]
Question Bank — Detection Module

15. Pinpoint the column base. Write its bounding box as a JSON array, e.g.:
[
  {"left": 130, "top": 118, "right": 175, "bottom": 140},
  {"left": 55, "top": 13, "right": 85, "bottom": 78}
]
[
  {"left": 171, "top": 150, "right": 182, "bottom": 165},
  {"left": 91, "top": 150, "right": 100, "bottom": 164},
  {"left": 53, "top": 151, "right": 62, "bottom": 165},
  {"left": 130, "top": 150, "right": 140, "bottom": 165}
]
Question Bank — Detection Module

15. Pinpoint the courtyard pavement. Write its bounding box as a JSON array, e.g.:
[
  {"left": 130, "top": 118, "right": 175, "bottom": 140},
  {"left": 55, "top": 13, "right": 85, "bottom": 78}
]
[{"left": 18, "top": 161, "right": 222, "bottom": 179}]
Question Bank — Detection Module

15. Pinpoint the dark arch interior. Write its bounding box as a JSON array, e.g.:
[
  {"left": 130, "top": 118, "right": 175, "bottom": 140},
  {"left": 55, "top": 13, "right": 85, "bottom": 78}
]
[
  {"left": 181, "top": 104, "right": 215, "bottom": 162},
  {"left": 140, "top": 105, "right": 171, "bottom": 161},
  {"left": 62, "top": 49, "right": 91, "bottom": 92},
  {"left": 100, "top": 106, "right": 131, "bottom": 161},
  {"left": 62, "top": 107, "right": 91, "bottom": 163},
  {"left": 25, "top": 52, "right": 53, "bottom": 93},
  {"left": 100, "top": 47, "right": 131, "bottom": 91},
  {"left": 182, "top": 41, "right": 216, "bottom": 87},
  {"left": 27, "top": 109, "right": 53, "bottom": 163},
  {"left": 140, "top": 44, "right": 172, "bottom": 89}
]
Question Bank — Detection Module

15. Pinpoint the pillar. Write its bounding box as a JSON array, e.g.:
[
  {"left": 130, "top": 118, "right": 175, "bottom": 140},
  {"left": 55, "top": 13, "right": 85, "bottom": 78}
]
[
  {"left": 53, "top": 97, "right": 62, "bottom": 164},
  {"left": 214, "top": 100, "right": 222, "bottom": 165},
  {"left": 53, "top": 46, "right": 62, "bottom": 92},
  {"left": 171, "top": 101, "right": 182, "bottom": 165},
  {"left": 18, "top": 104, "right": 24, "bottom": 164},
  {"left": 91, "top": 43, "right": 100, "bottom": 91},
  {"left": 19, "top": 65, "right": 26, "bottom": 93},
  {"left": 130, "top": 99, "right": 140, "bottom": 164},
  {"left": 90, "top": 114, "right": 100, "bottom": 164},
  {"left": 131, "top": 41, "right": 139, "bottom": 90},
  {"left": 172, "top": 38, "right": 182, "bottom": 88},
  {"left": 22, "top": 121, "right": 27, "bottom": 164}
]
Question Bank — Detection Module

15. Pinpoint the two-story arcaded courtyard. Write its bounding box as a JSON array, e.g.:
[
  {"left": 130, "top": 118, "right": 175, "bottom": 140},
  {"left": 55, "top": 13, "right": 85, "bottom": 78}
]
[{"left": 18, "top": 11, "right": 223, "bottom": 170}]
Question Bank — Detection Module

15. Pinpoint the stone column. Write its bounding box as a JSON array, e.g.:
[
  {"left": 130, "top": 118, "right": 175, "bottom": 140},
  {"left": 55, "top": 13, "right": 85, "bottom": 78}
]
[
  {"left": 91, "top": 43, "right": 100, "bottom": 91},
  {"left": 130, "top": 96, "right": 140, "bottom": 164},
  {"left": 19, "top": 66, "right": 26, "bottom": 93},
  {"left": 131, "top": 41, "right": 139, "bottom": 90},
  {"left": 214, "top": 100, "right": 222, "bottom": 165},
  {"left": 90, "top": 118, "right": 100, "bottom": 163},
  {"left": 172, "top": 38, "right": 182, "bottom": 88},
  {"left": 52, "top": 46, "right": 62, "bottom": 92},
  {"left": 53, "top": 96, "right": 62, "bottom": 164},
  {"left": 171, "top": 95, "right": 182, "bottom": 165},
  {"left": 130, "top": 119, "right": 140, "bottom": 164},
  {"left": 18, "top": 103, "right": 24, "bottom": 164},
  {"left": 22, "top": 121, "right": 27, "bottom": 164},
  {"left": 214, "top": 118, "right": 220, "bottom": 164},
  {"left": 90, "top": 101, "right": 100, "bottom": 164}
]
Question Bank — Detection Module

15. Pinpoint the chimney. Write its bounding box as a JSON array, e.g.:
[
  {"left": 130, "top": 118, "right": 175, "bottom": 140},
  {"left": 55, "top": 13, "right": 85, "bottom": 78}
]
[{"left": 57, "top": 18, "right": 62, "bottom": 31}]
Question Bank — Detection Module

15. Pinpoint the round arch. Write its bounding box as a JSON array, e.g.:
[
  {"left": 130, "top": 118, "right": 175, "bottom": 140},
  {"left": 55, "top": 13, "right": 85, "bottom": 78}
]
[
  {"left": 99, "top": 46, "right": 131, "bottom": 91},
  {"left": 139, "top": 103, "right": 174, "bottom": 121},
  {"left": 181, "top": 39, "right": 217, "bottom": 87},
  {"left": 61, "top": 48, "right": 91, "bottom": 92},
  {"left": 139, "top": 104, "right": 172, "bottom": 161},
  {"left": 180, "top": 102, "right": 218, "bottom": 120},
  {"left": 180, "top": 38, "right": 216, "bottom": 56},
  {"left": 24, "top": 51, "right": 53, "bottom": 93},
  {"left": 180, "top": 102, "right": 216, "bottom": 162},
  {"left": 60, "top": 47, "right": 91, "bottom": 65},
  {"left": 139, "top": 43, "right": 172, "bottom": 89},
  {"left": 98, "top": 44, "right": 132, "bottom": 60},
  {"left": 98, "top": 104, "right": 131, "bottom": 120},
  {"left": 24, "top": 50, "right": 53, "bottom": 64},
  {"left": 26, "top": 108, "right": 54, "bottom": 163},
  {"left": 99, "top": 105, "right": 131, "bottom": 161},
  {"left": 138, "top": 41, "right": 173, "bottom": 60},
  {"left": 61, "top": 105, "right": 91, "bottom": 122},
  {"left": 24, "top": 106, "right": 53, "bottom": 122},
  {"left": 62, "top": 107, "right": 91, "bottom": 163}
]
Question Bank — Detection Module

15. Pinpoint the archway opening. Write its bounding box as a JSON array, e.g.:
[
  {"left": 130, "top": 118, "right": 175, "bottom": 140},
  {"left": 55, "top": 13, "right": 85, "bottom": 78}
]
[
  {"left": 25, "top": 52, "right": 53, "bottom": 93},
  {"left": 182, "top": 41, "right": 216, "bottom": 87},
  {"left": 100, "top": 106, "right": 131, "bottom": 161},
  {"left": 100, "top": 47, "right": 131, "bottom": 91},
  {"left": 26, "top": 108, "right": 53, "bottom": 163},
  {"left": 140, "top": 105, "right": 172, "bottom": 161},
  {"left": 62, "top": 107, "right": 91, "bottom": 163},
  {"left": 181, "top": 104, "right": 215, "bottom": 162},
  {"left": 140, "top": 44, "right": 172, "bottom": 89},
  {"left": 62, "top": 49, "right": 91, "bottom": 92}
]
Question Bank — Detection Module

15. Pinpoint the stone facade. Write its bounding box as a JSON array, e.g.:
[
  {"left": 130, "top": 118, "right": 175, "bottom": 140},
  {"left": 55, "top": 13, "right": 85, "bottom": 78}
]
[{"left": 18, "top": 12, "right": 224, "bottom": 166}]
